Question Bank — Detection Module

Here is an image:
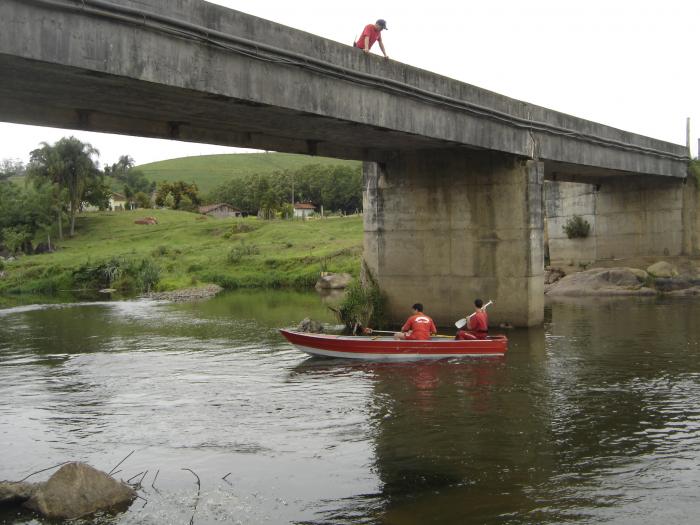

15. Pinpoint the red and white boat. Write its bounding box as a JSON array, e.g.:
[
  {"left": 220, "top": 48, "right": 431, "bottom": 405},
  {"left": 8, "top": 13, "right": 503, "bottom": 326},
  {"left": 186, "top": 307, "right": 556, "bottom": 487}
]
[{"left": 279, "top": 329, "right": 508, "bottom": 360}]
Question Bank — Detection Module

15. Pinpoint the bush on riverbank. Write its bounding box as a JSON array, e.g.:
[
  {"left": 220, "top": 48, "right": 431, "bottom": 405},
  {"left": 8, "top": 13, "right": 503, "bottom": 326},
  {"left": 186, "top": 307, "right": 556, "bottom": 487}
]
[
  {"left": 0, "top": 209, "right": 363, "bottom": 295},
  {"left": 333, "top": 264, "right": 387, "bottom": 331}
]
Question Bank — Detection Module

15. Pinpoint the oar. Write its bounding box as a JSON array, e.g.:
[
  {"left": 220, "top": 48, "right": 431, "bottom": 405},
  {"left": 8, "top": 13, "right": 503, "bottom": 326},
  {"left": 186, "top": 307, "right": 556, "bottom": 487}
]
[{"left": 455, "top": 300, "right": 493, "bottom": 329}]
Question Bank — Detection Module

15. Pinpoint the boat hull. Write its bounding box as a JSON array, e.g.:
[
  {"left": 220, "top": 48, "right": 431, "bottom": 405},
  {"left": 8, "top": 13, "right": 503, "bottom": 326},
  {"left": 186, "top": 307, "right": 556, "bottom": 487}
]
[{"left": 279, "top": 329, "right": 507, "bottom": 360}]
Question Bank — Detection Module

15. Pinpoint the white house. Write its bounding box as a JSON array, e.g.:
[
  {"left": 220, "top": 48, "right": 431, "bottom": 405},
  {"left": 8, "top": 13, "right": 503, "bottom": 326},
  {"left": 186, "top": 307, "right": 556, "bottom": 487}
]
[
  {"left": 293, "top": 202, "right": 316, "bottom": 219},
  {"left": 110, "top": 192, "right": 127, "bottom": 211}
]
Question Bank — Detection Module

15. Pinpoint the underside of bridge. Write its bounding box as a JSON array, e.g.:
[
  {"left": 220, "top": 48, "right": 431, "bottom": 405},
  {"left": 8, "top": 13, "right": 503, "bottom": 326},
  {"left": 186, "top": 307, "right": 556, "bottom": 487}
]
[{"left": 0, "top": 0, "right": 692, "bottom": 327}]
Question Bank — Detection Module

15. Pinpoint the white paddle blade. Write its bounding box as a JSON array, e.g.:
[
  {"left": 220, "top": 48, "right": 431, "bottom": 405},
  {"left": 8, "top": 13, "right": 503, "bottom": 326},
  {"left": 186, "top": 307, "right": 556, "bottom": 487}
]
[{"left": 455, "top": 318, "right": 467, "bottom": 329}]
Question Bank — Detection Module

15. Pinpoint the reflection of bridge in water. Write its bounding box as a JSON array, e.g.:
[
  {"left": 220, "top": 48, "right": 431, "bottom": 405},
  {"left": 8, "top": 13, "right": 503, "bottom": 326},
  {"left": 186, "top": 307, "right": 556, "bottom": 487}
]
[{"left": 0, "top": 0, "right": 692, "bottom": 326}]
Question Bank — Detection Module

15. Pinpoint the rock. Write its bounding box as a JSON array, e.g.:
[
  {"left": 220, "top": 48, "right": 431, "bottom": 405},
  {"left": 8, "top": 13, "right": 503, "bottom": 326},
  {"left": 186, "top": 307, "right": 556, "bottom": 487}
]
[
  {"left": 297, "top": 317, "right": 324, "bottom": 333},
  {"left": 646, "top": 261, "right": 677, "bottom": 278},
  {"left": 654, "top": 277, "right": 691, "bottom": 292},
  {"left": 547, "top": 267, "right": 656, "bottom": 296},
  {"left": 627, "top": 268, "right": 648, "bottom": 281},
  {"left": 314, "top": 272, "right": 352, "bottom": 290},
  {"left": 544, "top": 267, "right": 565, "bottom": 285},
  {"left": 666, "top": 286, "right": 700, "bottom": 297},
  {"left": 0, "top": 481, "right": 37, "bottom": 505},
  {"left": 23, "top": 462, "right": 136, "bottom": 520}
]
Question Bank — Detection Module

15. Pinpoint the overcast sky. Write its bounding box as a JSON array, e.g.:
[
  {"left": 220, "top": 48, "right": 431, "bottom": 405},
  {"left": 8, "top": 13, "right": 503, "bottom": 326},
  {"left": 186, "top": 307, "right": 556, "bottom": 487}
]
[{"left": 1, "top": 0, "right": 698, "bottom": 166}]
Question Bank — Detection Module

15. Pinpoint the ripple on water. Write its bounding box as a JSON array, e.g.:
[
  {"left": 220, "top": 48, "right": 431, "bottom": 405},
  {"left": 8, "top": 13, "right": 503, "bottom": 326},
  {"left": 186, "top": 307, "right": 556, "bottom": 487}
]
[{"left": 2, "top": 296, "right": 700, "bottom": 524}]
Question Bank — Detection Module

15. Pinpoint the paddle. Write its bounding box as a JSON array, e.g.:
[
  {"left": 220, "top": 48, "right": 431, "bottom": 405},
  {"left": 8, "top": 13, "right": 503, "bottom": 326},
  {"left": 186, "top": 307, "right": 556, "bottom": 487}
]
[{"left": 455, "top": 300, "right": 493, "bottom": 329}]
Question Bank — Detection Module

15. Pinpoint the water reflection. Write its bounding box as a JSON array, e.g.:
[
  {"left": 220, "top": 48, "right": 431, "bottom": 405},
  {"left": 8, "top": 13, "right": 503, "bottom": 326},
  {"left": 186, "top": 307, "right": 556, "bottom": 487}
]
[{"left": 1, "top": 293, "right": 700, "bottom": 524}]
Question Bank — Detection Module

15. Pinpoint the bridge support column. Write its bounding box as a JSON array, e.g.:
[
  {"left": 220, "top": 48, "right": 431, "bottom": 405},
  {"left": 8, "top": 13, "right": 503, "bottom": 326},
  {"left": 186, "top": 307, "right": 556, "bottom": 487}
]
[
  {"left": 363, "top": 150, "right": 544, "bottom": 328},
  {"left": 546, "top": 176, "right": 697, "bottom": 266}
]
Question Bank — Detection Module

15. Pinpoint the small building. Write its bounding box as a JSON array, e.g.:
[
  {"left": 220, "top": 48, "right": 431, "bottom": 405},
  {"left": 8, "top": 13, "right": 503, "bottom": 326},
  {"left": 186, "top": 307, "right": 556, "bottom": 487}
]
[
  {"left": 110, "top": 192, "right": 127, "bottom": 211},
  {"left": 198, "top": 203, "right": 242, "bottom": 218},
  {"left": 293, "top": 202, "right": 316, "bottom": 219}
]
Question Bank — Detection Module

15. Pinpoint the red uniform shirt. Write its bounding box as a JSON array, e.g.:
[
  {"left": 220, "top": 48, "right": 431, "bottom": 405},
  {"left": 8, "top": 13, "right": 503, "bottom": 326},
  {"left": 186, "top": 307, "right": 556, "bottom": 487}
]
[
  {"left": 402, "top": 313, "right": 437, "bottom": 340},
  {"left": 468, "top": 311, "right": 489, "bottom": 339},
  {"left": 355, "top": 24, "right": 382, "bottom": 50}
]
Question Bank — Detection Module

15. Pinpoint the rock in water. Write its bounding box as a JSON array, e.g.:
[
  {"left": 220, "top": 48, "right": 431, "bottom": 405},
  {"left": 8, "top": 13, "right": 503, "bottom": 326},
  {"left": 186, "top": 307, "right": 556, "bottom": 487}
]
[
  {"left": 546, "top": 267, "right": 655, "bottom": 296},
  {"left": 646, "top": 261, "right": 677, "bottom": 278},
  {"left": 297, "top": 317, "right": 324, "bottom": 333},
  {"left": 0, "top": 481, "right": 37, "bottom": 505},
  {"left": 23, "top": 462, "right": 136, "bottom": 519}
]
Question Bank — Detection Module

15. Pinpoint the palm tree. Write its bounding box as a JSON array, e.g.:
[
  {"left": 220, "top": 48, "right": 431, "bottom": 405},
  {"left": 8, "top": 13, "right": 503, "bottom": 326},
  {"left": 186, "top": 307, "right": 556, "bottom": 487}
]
[{"left": 27, "top": 137, "right": 100, "bottom": 238}]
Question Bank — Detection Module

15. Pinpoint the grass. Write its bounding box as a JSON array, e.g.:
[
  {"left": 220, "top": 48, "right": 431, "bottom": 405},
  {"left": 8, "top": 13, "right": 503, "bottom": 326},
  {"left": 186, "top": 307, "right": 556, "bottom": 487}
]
[
  {"left": 0, "top": 209, "right": 363, "bottom": 295},
  {"left": 137, "top": 152, "right": 360, "bottom": 193}
]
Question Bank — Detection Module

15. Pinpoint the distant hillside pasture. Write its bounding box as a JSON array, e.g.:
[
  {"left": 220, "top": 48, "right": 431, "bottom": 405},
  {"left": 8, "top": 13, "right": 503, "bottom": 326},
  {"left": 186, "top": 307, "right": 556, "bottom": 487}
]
[
  {"left": 0, "top": 209, "right": 363, "bottom": 295},
  {"left": 137, "top": 152, "right": 360, "bottom": 193}
]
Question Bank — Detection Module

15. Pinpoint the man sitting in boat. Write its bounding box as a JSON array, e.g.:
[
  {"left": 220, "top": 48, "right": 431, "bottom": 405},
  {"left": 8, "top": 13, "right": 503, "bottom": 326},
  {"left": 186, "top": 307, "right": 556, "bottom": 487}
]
[
  {"left": 456, "top": 299, "right": 489, "bottom": 340},
  {"left": 395, "top": 303, "right": 437, "bottom": 340}
]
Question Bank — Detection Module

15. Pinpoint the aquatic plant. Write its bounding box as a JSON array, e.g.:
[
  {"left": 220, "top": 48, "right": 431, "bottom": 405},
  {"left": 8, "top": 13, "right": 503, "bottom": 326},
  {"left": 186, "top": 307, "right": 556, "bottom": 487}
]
[{"left": 333, "top": 262, "right": 387, "bottom": 332}]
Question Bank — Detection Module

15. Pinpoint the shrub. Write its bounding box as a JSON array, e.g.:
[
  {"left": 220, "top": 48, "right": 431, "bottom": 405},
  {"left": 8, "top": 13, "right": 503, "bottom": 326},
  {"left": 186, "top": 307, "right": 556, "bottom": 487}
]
[
  {"left": 72, "top": 256, "right": 160, "bottom": 292},
  {"left": 333, "top": 262, "right": 387, "bottom": 331},
  {"left": 229, "top": 222, "right": 258, "bottom": 235},
  {"left": 152, "top": 245, "right": 170, "bottom": 257},
  {"left": 227, "top": 242, "right": 259, "bottom": 264},
  {"left": 135, "top": 258, "right": 160, "bottom": 292},
  {"left": 563, "top": 215, "right": 591, "bottom": 239}
]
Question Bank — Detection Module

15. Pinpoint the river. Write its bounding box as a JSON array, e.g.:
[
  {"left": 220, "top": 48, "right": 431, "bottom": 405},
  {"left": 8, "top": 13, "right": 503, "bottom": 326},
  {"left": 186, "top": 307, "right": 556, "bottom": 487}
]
[{"left": 1, "top": 292, "right": 699, "bottom": 524}]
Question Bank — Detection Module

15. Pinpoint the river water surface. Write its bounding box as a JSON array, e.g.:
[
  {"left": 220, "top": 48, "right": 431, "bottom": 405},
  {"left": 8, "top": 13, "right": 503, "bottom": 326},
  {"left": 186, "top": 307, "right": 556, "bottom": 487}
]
[{"left": 1, "top": 292, "right": 700, "bottom": 524}]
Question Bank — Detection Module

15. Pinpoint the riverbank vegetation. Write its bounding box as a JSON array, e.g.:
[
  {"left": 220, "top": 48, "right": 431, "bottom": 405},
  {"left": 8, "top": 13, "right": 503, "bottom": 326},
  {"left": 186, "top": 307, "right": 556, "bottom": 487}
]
[{"left": 0, "top": 209, "right": 363, "bottom": 296}]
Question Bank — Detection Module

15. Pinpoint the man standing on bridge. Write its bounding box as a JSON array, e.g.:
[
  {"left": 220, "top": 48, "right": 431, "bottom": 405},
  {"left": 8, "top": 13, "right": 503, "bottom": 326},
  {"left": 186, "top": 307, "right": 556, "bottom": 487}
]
[{"left": 354, "top": 19, "right": 389, "bottom": 59}]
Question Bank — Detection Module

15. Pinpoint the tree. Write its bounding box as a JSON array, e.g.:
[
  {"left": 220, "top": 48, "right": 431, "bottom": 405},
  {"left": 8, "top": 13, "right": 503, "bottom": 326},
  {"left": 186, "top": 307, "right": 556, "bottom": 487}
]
[
  {"left": 134, "top": 191, "right": 152, "bottom": 209},
  {"left": 0, "top": 158, "right": 26, "bottom": 181},
  {"left": 0, "top": 179, "right": 54, "bottom": 253},
  {"left": 123, "top": 169, "right": 155, "bottom": 195},
  {"left": 155, "top": 181, "right": 200, "bottom": 209},
  {"left": 104, "top": 155, "right": 135, "bottom": 180},
  {"left": 27, "top": 137, "right": 100, "bottom": 237}
]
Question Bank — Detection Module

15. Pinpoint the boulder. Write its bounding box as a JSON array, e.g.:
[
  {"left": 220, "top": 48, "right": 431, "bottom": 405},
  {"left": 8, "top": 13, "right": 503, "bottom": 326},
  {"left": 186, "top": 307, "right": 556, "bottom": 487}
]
[
  {"left": 646, "top": 261, "right": 677, "bottom": 278},
  {"left": 297, "top": 317, "right": 324, "bottom": 333},
  {"left": 0, "top": 481, "right": 37, "bottom": 505},
  {"left": 544, "top": 267, "right": 565, "bottom": 285},
  {"left": 547, "top": 267, "right": 656, "bottom": 297},
  {"left": 314, "top": 272, "right": 352, "bottom": 290},
  {"left": 666, "top": 286, "right": 700, "bottom": 297},
  {"left": 23, "top": 462, "right": 136, "bottom": 519},
  {"left": 627, "top": 267, "right": 648, "bottom": 281},
  {"left": 654, "top": 278, "right": 692, "bottom": 292}
]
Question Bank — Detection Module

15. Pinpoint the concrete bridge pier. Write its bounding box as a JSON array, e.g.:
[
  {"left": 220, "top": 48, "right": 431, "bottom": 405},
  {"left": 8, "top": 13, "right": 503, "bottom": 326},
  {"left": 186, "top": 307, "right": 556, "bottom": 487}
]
[
  {"left": 363, "top": 150, "right": 544, "bottom": 328},
  {"left": 546, "top": 175, "right": 698, "bottom": 267}
]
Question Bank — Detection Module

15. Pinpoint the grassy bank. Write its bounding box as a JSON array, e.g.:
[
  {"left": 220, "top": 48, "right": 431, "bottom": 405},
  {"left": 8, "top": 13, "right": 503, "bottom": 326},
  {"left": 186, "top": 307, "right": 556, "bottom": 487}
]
[
  {"left": 0, "top": 209, "right": 363, "bottom": 295},
  {"left": 137, "top": 152, "right": 360, "bottom": 193}
]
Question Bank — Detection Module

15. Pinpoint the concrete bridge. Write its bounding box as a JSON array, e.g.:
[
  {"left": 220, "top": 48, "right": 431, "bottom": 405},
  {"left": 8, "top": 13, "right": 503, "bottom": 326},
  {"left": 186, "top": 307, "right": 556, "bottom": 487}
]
[{"left": 0, "top": 0, "right": 692, "bottom": 326}]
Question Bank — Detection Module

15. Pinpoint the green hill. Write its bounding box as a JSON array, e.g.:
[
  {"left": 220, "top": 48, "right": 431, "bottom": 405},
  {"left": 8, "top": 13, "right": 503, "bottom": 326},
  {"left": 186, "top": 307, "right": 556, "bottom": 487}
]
[
  {"left": 0, "top": 209, "right": 363, "bottom": 297},
  {"left": 137, "top": 152, "right": 360, "bottom": 193}
]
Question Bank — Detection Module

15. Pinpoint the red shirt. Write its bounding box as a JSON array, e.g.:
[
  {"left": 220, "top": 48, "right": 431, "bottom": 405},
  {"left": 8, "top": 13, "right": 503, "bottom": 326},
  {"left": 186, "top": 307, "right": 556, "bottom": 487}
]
[
  {"left": 355, "top": 24, "right": 382, "bottom": 50},
  {"left": 468, "top": 311, "right": 488, "bottom": 338},
  {"left": 402, "top": 313, "right": 437, "bottom": 340}
]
